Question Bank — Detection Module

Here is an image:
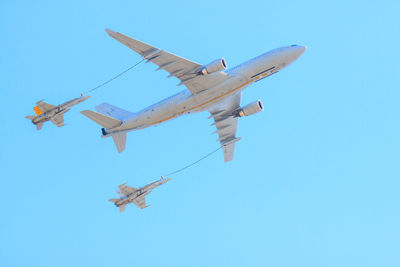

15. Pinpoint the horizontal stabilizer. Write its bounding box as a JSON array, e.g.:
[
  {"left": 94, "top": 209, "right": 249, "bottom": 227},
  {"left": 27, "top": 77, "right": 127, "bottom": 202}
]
[
  {"left": 112, "top": 133, "right": 127, "bottom": 153},
  {"left": 81, "top": 110, "right": 122, "bottom": 129},
  {"left": 95, "top": 103, "right": 134, "bottom": 120},
  {"left": 25, "top": 116, "right": 36, "bottom": 120},
  {"left": 108, "top": 198, "right": 119, "bottom": 203}
]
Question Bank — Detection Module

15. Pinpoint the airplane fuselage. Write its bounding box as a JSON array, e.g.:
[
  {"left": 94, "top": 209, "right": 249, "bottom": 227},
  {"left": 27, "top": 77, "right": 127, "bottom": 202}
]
[
  {"left": 32, "top": 108, "right": 70, "bottom": 125},
  {"left": 115, "top": 190, "right": 150, "bottom": 207},
  {"left": 105, "top": 45, "right": 305, "bottom": 136}
]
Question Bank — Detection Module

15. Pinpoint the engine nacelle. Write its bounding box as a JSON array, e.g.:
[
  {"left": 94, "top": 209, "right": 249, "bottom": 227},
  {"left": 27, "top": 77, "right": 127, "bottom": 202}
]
[
  {"left": 200, "top": 58, "right": 227, "bottom": 74},
  {"left": 237, "top": 100, "right": 264, "bottom": 117}
]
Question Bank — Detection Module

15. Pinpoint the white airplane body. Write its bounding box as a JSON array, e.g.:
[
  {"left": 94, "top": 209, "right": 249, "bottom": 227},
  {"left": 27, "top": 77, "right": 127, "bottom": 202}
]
[{"left": 82, "top": 29, "right": 306, "bottom": 161}]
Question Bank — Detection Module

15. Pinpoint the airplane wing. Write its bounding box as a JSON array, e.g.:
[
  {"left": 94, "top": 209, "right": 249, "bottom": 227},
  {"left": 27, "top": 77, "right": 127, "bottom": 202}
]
[
  {"left": 133, "top": 196, "right": 147, "bottom": 209},
  {"left": 105, "top": 29, "right": 230, "bottom": 94},
  {"left": 51, "top": 114, "right": 64, "bottom": 127},
  {"left": 118, "top": 184, "right": 137, "bottom": 196},
  {"left": 36, "top": 101, "right": 56, "bottom": 113},
  {"left": 208, "top": 93, "right": 242, "bottom": 162}
]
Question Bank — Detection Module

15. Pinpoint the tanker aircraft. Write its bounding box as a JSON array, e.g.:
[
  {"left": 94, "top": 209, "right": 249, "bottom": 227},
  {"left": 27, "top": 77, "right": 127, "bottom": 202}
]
[
  {"left": 109, "top": 177, "right": 171, "bottom": 212},
  {"left": 26, "top": 95, "right": 90, "bottom": 130},
  {"left": 81, "top": 29, "right": 306, "bottom": 162}
]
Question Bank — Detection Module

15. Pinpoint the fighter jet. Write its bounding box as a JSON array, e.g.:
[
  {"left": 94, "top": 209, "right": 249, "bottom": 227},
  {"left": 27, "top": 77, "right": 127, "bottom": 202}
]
[
  {"left": 82, "top": 29, "right": 306, "bottom": 161},
  {"left": 26, "top": 94, "right": 90, "bottom": 130},
  {"left": 109, "top": 177, "right": 171, "bottom": 212}
]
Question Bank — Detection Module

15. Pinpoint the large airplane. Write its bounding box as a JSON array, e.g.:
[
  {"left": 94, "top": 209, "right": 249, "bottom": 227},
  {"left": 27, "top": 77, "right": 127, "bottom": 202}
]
[
  {"left": 109, "top": 177, "right": 171, "bottom": 212},
  {"left": 26, "top": 95, "right": 90, "bottom": 130},
  {"left": 81, "top": 29, "right": 306, "bottom": 162}
]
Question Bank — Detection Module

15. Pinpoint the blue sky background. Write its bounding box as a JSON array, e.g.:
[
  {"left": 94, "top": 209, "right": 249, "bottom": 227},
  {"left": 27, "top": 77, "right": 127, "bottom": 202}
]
[{"left": 1, "top": 0, "right": 400, "bottom": 266}]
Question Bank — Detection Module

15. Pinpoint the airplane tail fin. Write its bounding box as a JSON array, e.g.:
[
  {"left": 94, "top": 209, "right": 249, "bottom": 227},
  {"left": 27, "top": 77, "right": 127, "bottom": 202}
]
[
  {"left": 33, "top": 106, "right": 43, "bottom": 116},
  {"left": 95, "top": 103, "right": 134, "bottom": 120},
  {"left": 81, "top": 110, "right": 128, "bottom": 153},
  {"left": 36, "top": 123, "right": 44, "bottom": 131},
  {"left": 81, "top": 110, "right": 122, "bottom": 129},
  {"left": 119, "top": 204, "right": 126, "bottom": 212},
  {"left": 25, "top": 116, "right": 43, "bottom": 130},
  {"left": 109, "top": 199, "right": 126, "bottom": 212}
]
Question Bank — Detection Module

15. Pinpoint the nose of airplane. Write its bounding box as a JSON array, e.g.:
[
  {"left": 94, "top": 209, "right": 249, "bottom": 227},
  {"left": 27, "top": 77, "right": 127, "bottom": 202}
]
[
  {"left": 283, "top": 45, "right": 306, "bottom": 63},
  {"left": 299, "top": 45, "right": 307, "bottom": 54},
  {"left": 290, "top": 44, "right": 306, "bottom": 56}
]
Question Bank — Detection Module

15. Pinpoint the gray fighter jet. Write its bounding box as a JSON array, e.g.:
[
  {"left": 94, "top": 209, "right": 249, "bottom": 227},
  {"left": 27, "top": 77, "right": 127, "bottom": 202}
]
[
  {"left": 25, "top": 95, "right": 91, "bottom": 130},
  {"left": 109, "top": 177, "right": 171, "bottom": 212}
]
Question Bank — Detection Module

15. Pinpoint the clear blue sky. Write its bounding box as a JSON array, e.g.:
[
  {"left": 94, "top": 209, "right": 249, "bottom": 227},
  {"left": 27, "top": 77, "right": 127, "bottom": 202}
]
[{"left": 1, "top": 0, "right": 400, "bottom": 266}]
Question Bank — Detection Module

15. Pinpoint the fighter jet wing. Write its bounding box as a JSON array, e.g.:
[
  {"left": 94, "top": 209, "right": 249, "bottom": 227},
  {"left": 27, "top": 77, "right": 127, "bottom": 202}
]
[
  {"left": 118, "top": 184, "right": 137, "bottom": 196},
  {"left": 208, "top": 93, "right": 242, "bottom": 162},
  {"left": 105, "top": 29, "right": 230, "bottom": 94},
  {"left": 133, "top": 196, "right": 147, "bottom": 209},
  {"left": 36, "top": 101, "right": 57, "bottom": 113},
  {"left": 51, "top": 114, "right": 64, "bottom": 127}
]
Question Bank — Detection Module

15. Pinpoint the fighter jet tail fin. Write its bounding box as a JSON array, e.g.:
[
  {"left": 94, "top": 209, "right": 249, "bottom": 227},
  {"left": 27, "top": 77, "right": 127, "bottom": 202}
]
[
  {"left": 112, "top": 133, "right": 127, "bottom": 153},
  {"left": 119, "top": 204, "right": 126, "bottom": 212},
  {"left": 26, "top": 116, "right": 44, "bottom": 130},
  {"left": 109, "top": 199, "right": 127, "bottom": 212}
]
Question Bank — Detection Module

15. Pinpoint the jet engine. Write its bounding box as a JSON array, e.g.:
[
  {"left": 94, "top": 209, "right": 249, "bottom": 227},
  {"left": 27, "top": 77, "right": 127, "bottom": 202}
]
[
  {"left": 236, "top": 100, "right": 264, "bottom": 117},
  {"left": 200, "top": 58, "right": 227, "bottom": 74}
]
